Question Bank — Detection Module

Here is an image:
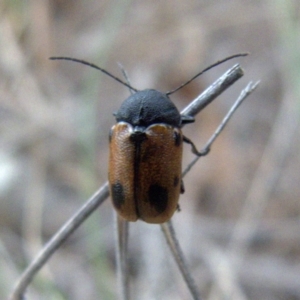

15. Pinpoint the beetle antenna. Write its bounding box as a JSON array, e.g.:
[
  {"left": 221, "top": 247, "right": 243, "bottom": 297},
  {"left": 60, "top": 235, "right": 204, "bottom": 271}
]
[
  {"left": 166, "top": 53, "right": 248, "bottom": 96},
  {"left": 49, "top": 57, "right": 138, "bottom": 92},
  {"left": 117, "top": 62, "right": 135, "bottom": 95}
]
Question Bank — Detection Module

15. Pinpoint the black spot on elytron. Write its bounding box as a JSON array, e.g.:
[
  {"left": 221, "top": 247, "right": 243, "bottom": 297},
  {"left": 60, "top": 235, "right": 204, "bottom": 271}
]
[
  {"left": 173, "top": 175, "right": 179, "bottom": 187},
  {"left": 109, "top": 128, "right": 114, "bottom": 143},
  {"left": 111, "top": 182, "right": 125, "bottom": 209},
  {"left": 148, "top": 184, "right": 168, "bottom": 214},
  {"left": 173, "top": 130, "right": 182, "bottom": 147}
]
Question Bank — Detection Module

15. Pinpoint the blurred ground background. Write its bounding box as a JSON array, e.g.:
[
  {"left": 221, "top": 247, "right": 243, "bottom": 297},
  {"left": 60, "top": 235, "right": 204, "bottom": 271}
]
[{"left": 1, "top": 0, "right": 300, "bottom": 299}]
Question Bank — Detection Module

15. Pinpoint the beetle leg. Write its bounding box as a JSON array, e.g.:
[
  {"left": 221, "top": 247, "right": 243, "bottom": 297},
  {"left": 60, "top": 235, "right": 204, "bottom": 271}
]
[
  {"left": 176, "top": 204, "right": 181, "bottom": 212},
  {"left": 180, "top": 114, "right": 195, "bottom": 125},
  {"left": 183, "top": 135, "right": 210, "bottom": 156},
  {"left": 180, "top": 180, "right": 185, "bottom": 194}
]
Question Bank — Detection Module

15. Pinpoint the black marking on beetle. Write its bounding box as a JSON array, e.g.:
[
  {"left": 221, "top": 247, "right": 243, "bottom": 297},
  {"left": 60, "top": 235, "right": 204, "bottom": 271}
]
[
  {"left": 111, "top": 182, "right": 125, "bottom": 209},
  {"left": 115, "top": 89, "right": 182, "bottom": 127},
  {"left": 173, "top": 130, "right": 182, "bottom": 147},
  {"left": 148, "top": 184, "right": 168, "bottom": 214},
  {"left": 130, "top": 127, "right": 147, "bottom": 143},
  {"left": 173, "top": 175, "right": 180, "bottom": 187}
]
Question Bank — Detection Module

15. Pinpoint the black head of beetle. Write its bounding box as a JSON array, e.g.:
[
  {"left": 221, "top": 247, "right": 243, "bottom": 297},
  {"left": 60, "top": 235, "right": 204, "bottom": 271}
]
[
  {"left": 114, "top": 89, "right": 181, "bottom": 127},
  {"left": 114, "top": 89, "right": 195, "bottom": 128}
]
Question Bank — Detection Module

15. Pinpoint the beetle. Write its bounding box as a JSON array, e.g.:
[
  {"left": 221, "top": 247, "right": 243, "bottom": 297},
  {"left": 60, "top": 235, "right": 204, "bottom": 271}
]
[
  {"left": 108, "top": 89, "right": 202, "bottom": 223},
  {"left": 50, "top": 54, "right": 246, "bottom": 223}
]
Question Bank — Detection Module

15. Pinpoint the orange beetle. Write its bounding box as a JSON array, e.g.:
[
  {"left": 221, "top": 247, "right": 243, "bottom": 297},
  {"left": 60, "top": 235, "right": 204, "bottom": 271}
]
[{"left": 109, "top": 89, "right": 197, "bottom": 224}]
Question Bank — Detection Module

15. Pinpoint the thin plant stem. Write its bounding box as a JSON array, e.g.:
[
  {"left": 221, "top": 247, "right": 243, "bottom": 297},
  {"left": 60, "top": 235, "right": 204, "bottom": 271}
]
[
  {"left": 9, "top": 183, "right": 109, "bottom": 300},
  {"left": 161, "top": 221, "right": 202, "bottom": 300},
  {"left": 182, "top": 81, "right": 260, "bottom": 178},
  {"left": 114, "top": 214, "right": 130, "bottom": 300}
]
